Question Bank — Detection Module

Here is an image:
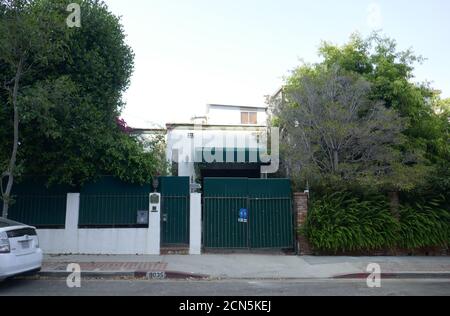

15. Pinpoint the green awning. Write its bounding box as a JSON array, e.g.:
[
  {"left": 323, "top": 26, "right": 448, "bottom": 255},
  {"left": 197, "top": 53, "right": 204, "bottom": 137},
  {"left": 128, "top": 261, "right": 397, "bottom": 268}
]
[{"left": 195, "top": 148, "right": 268, "bottom": 164}]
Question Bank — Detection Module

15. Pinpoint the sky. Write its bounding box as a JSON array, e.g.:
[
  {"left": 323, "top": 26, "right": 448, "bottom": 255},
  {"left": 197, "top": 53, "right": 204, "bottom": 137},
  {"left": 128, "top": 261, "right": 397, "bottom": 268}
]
[{"left": 103, "top": 0, "right": 450, "bottom": 128}]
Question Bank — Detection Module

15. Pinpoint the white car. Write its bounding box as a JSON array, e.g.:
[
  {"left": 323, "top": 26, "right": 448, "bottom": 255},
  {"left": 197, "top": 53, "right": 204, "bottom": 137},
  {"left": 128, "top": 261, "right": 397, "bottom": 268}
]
[{"left": 0, "top": 217, "right": 43, "bottom": 281}]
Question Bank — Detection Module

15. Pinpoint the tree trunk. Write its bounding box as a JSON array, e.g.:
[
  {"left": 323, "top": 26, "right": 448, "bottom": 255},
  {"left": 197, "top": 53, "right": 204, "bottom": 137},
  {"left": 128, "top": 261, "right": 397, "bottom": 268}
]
[
  {"left": 388, "top": 191, "right": 400, "bottom": 220},
  {"left": 1, "top": 60, "right": 22, "bottom": 218},
  {"left": 333, "top": 150, "right": 339, "bottom": 172}
]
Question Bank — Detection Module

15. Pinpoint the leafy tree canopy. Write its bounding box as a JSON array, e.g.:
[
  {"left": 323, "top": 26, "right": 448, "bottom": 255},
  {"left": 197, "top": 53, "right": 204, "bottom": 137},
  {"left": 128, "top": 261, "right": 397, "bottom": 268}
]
[
  {"left": 318, "top": 33, "right": 449, "bottom": 168},
  {"left": 272, "top": 65, "right": 421, "bottom": 192},
  {"left": 0, "top": 0, "right": 165, "bottom": 188},
  {"left": 274, "top": 32, "right": 449, "bottom": 195}
]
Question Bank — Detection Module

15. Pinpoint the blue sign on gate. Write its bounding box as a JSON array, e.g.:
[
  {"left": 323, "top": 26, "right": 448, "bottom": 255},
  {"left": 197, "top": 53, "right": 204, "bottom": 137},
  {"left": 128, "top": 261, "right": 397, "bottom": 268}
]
[{"left": 238, "top": 208, "right": 248, "bottom": 223}]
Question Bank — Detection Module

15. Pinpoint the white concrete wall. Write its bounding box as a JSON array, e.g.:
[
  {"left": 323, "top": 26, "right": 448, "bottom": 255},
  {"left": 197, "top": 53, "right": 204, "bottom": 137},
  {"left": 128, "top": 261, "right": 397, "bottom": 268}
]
[
  {"left": 207, "top": 105, "right": 267, "bottom": 126},
  {"left": 36, "top": 193, "right": 156, "bottom": 255},
  {"left": 189, "top": 193, "right": 202, "bottom": 255},
  {"left": 36, "top": 192, "right": 201, "bottom": 255},
  {"left": 37, "top": 228, "right": 152, "bottom": 255},
  {"left": 148, "top": 193, "right": 161, "bottom": 255},
  {"left": 36, "top": 229, "right": 70, "bottom": 254}
]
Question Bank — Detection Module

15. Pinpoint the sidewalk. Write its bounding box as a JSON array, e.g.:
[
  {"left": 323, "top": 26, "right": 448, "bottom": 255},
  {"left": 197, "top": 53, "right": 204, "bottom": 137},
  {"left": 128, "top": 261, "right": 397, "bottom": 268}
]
[{"left": 40, "top": 254, "right": 450, "bottom": 280}]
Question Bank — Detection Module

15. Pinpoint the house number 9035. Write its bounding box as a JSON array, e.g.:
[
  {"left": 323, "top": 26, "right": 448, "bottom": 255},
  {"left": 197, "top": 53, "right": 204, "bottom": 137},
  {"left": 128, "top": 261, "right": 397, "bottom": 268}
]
[{"left": 148, "top": 272, "right": 166, "bottom": 280}]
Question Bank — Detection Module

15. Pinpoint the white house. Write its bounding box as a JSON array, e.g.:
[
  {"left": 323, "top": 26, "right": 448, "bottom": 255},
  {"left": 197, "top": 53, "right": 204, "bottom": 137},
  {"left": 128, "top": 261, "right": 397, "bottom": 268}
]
[{"left": 164, "top": 104, "right": 270, "bottom": 185}]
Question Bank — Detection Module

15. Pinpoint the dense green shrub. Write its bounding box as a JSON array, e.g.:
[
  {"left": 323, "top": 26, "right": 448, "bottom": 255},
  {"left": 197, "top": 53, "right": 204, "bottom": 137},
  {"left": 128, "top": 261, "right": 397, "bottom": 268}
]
[
  {"left": 303, "top": 192, "right": 450, "bottom": 253},
  {"left": 303, "top": 192, "right": 399, "bottom": 253},
  {"left": 398, "top": 197, "right": 450, "bottom": 249}
]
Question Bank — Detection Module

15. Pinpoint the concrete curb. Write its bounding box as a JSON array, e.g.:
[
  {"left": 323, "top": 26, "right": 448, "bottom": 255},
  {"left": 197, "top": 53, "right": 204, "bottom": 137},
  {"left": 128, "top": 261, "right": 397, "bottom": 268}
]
[
  {"left": 36, "top": 270, "right": 450, "bottom": 281},
  {"left": 334, "top": 272, "right": 450, "bottom": 280},
  {"left": 37, "top": 270, "right": 210, "bottom": 280}
]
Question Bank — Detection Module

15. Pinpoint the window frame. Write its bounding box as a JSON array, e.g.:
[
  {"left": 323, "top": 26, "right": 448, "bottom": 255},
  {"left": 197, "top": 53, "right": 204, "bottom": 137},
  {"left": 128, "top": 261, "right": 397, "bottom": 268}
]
[{"left": 241, "top": 111, "right": 258, "bottom": 125}]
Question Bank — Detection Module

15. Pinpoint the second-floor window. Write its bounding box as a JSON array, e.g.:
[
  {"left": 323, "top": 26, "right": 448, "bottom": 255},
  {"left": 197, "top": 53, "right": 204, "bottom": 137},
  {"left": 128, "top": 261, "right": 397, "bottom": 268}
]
[{"left": 241, "top": 112, "right": 257, "bottom": 125}]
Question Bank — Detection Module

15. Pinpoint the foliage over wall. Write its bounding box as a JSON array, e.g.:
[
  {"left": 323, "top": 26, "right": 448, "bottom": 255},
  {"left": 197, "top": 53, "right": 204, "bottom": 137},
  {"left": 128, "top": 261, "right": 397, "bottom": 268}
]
[
  {"left": 272, "top": 33, "right": 450, "bottom": 254},
  {"left": 0, "top": 0, "right": 166, "bottom": 189}
]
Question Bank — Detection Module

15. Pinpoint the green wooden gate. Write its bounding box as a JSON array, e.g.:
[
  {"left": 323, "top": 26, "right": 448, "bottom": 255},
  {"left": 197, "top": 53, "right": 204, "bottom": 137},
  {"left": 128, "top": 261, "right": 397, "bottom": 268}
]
[
  {"left": 203, "top": 178, "right": 294, "bottom": 250},
  {"left": 159, "top": 177, "right": 190, "bottom": 245}
]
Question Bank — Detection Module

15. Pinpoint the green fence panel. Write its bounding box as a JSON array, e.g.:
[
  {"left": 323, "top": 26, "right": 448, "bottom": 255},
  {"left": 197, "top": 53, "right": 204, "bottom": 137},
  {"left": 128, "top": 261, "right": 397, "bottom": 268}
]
[
  {"left": 204, "top": 196, "right": 249, "bottom": 249},
  {"left": 0, "top": 177, "right": 70, "bottom": 228},
  {"left": 248, "top": 196, "right": 293, "bottom": 248},
  {"left": 203, "top": 177, "right": 249, "bottom": 197},
  {"left": 79, "top": 194, "right": 150, "bottom": 228},
  {"left": 77, "top": 176, "right": 190, "bottom": 236},
  {"left": 159, "top": 177, "right": 190, "bottom": 245},
  {"left": 248, "top": 179, "right": 293, "bottom": 248},
  {"left": 159, "top": 176, "right": 189, "bottom": 196},
  {"left": 81, "top": 176, "right": 152, "bottom": 195},
  {"left": 203, "top": 178, "right": 294, "bottom": 250},
  {"left": 248, "top": 179, "right": 291, "bottom": 198},
  {"left": 203, "top": 178, "right": 249, "bottom": 249},
  {"left": 78, "top": 176, "right": 151, "bottom": 228}
]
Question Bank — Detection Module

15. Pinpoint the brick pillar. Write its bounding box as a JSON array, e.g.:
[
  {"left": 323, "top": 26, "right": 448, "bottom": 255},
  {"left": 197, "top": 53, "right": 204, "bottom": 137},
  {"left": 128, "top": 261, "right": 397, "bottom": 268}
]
[{"left": 294, "top": 193, "right": 313, "bottom": 255}]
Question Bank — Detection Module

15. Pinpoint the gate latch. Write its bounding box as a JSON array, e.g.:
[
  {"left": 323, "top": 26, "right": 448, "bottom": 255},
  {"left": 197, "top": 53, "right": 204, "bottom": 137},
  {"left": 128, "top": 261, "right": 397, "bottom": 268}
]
[{"left": 162, "top": 214, "right": 168, "bottom": 222}]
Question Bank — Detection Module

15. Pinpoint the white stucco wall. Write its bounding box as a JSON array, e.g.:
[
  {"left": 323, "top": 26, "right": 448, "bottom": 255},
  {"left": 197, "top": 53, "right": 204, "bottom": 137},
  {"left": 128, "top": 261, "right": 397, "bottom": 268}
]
[
  {"left": 36, "top": 193, "right": 201, "bottom": 255},
  {"left": 189, "top": 193, "right": 202, "bottom": 255},
  {"left": 207, "top": 105, "right": 267, "bottom": 126},
  {"left": 165, "top": 104, "right": 269, "bottom": 179},
  {"left": 37, "top": 193, "right": 156, "bottom": 255},
  {"left": 37, "top": 228, "right": 151, "bottom": 255}
]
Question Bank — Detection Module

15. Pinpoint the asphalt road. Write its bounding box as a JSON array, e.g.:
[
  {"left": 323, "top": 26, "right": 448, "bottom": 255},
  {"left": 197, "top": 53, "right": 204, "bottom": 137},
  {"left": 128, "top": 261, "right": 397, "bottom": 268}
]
[{"left": 0, "top": 278, "right": 449, "bottom": 296}]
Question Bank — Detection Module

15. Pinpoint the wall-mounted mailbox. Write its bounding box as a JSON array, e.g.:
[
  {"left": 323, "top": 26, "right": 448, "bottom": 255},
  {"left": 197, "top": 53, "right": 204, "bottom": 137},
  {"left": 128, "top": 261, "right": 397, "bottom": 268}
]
[
  {"left": 150, "top": 193, "right": 161, "bottom": 213},
  {"left": 137, "top": 210, "right": 149, "bottom": 225}
]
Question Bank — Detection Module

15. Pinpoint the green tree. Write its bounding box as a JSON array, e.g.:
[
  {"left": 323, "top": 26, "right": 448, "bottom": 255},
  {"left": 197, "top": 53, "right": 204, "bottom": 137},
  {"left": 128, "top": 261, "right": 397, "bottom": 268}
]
[
  {"left": 1, "top": 0, "right": 165, "bottom": 216},
  {"left": 0, "top": 0, "right": 67, "bottom": 217},
  {"left": 275, "top": 32, "right": 449, "bottom": 196},
  {"left": 15, "top": 0, "right": 140, "bottom": 186},
  {"left": 271, "top": 65, "right": 407, "bottom": 192},
  {"left": 318, "top": 33, "right": 449, "bottom": 194}
]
